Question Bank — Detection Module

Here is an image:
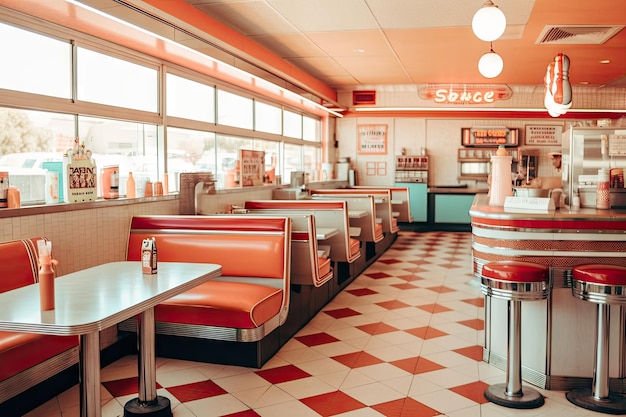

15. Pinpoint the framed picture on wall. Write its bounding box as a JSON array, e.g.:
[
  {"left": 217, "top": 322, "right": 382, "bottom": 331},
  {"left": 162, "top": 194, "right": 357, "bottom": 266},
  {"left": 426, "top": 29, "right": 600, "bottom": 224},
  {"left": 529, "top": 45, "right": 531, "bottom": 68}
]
[{"left": 358, "top": 124, "right": 387, "bottom": 155}]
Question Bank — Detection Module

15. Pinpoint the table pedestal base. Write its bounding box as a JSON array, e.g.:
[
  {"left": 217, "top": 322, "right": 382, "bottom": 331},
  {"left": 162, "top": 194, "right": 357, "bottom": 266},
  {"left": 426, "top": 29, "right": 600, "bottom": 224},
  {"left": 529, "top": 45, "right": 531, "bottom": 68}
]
[
  {"left": 123, "top": 396, "right": 172, "bottom": 417},
  {"left": 566, "top": 388, "right": 626, "bottom": 415}
]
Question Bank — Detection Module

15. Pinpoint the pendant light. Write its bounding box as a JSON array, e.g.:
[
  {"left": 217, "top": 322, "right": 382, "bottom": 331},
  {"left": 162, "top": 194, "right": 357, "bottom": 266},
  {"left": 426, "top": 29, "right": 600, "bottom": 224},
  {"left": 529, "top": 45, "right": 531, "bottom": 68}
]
[
  {"left": 478, "top": 44, "right": 503, "bottom": 78},
  {"left": 472, "top": 0, "right": 507, "bottom": 42}
]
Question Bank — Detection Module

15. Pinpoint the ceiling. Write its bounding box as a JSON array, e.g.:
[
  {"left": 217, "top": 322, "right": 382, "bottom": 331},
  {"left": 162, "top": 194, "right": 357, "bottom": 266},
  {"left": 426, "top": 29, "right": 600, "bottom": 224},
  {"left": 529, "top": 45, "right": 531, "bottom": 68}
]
[
  {"left": 4, "top": 0, "right": 625, "bottom": 110},
  {"left": 178, "top": 0, "right": 626, "bottom": 91}
]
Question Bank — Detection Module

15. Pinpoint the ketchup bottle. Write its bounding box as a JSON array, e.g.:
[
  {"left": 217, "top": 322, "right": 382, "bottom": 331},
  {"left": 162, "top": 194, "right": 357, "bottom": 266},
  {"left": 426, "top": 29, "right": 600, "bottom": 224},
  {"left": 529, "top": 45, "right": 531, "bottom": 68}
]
[{"left": 38, "top": 240, "right": 58, "bottom": 311}]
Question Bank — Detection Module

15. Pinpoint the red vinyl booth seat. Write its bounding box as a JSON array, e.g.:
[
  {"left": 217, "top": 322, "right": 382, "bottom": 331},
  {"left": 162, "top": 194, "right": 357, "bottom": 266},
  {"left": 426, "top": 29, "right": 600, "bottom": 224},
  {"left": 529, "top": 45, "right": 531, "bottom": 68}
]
[{"left": 0, "top": 238, "right": 78, "bottom": 404}]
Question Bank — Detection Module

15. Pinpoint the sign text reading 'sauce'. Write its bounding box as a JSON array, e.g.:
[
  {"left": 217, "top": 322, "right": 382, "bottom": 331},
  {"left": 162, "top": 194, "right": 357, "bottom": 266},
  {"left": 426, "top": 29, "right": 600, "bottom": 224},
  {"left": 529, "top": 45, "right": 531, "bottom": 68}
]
[
  {"left": 418, "top": 84, "right": 513, "bottom": 105},
  {"left": 434, "top": 88, "right": 495, "bottom": 104}
]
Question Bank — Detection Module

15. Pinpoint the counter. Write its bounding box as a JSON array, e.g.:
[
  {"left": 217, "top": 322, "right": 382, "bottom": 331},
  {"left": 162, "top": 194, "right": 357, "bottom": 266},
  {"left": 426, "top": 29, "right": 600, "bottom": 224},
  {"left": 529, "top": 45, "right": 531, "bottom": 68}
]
[
  {"left": 427, "top": 186, "right": 486, "bottom": 228},
  {"left": 470, "top": 194, "right": 626, "bottom": 391}
]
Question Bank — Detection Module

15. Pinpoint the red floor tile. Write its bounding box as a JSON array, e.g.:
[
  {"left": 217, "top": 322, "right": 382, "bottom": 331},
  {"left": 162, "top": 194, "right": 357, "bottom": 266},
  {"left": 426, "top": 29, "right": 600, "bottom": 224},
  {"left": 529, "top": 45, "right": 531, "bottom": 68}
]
[
  {"left": 255, "top": 364, "right": 310, "bottom": 384},
  {"left": 167, "top": 380, "right": 226, "bottom": 403},
  {"left": 357, "top": 322, "right": 399, "bottom": 335},
  {"left": 102, "top": 376, "right": 162, "bottom": 397},
  {"left": 416, "top": 303, "right": 452, "bottom": 314},
  {"left": 376, "top": 300, "right": 411, "bottom": 310},
  {"left": 449, "top": 380, "right": 491, "bottom": 404},
  {"left": 300, "top": 390, "right": 366, "bottom": 417},
  {"left": 378, "top": 258, "right": 402, "bottom": 264},
  {"left": 223, "top": 410, "right": 261, "bottom": 417},
  {"left": 372, "top": 397, "right": 442, "bottom": 417},
  {"left": 462, "top": 297, "right": 485, "bottom": 307},
  {"left": 392, "top": 282, "right": 418, "bottom": 290},
  {"left": 364, "top": 272, "right": 393, "bottom": 279},
  {"left": 405, "top": 326, "right": 448, "bottom": 340},
  {"left": 324, "top": 307, "right": 362, "bottom": 318},
  {"left": 295, "top": 332, "right": 340, "bottom": 347},
  {"left": 332, "top": 351, "right": 384, "bottom": 368},
  {"left": 390, "top": 356, "right": 421, "bottom": 374},
  {"left": 453, "top": 345, "right": 484, "bottom": 361},
  {"left": 458, "top": 318, "right": 484, "bottom": 330},
  {"left": 346, "top": 288, "right": 378, "bottom": 296},
  {"left": 414, "top": 357, "right": 446, "bottom": 374}
]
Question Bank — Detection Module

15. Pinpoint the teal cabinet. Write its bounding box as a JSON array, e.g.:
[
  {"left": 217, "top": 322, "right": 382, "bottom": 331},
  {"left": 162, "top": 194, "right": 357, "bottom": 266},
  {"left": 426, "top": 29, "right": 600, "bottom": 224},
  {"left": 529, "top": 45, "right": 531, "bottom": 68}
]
[
  {"left": 395, "top": 182, "right": 427, "bottom": 222},
  {"left": 434, "top": 194, "right": 474, "bottom": 224}
]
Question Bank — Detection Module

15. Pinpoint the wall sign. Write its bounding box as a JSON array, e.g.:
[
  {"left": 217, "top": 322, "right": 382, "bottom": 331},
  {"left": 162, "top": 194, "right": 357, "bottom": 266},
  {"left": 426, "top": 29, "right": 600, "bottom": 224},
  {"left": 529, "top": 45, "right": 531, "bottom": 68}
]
[
  {"left": 418, "top": 84, "right": 512, "bottom": 105},
  {"left": 239, "top": 149, "right": 265, "bottom": 186},
  {"left": 525, "top": 125, "right": 562, "bottom": 145},
  {"left": 358, "top": 124, "right": 387, "bottom": 155},
  {"left": 461, "top": 127, "right": 518, "bottom": 147}
]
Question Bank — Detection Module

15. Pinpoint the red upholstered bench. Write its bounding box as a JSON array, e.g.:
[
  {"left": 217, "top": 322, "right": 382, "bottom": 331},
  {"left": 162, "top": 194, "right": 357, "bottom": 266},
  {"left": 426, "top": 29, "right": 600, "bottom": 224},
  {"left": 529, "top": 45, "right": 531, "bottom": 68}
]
[
  {"left": 124, "top": 215, "right": 291, "bottom": 345},
  {"left": 0, "top": 238, "right": 78, "bottom": 406}
]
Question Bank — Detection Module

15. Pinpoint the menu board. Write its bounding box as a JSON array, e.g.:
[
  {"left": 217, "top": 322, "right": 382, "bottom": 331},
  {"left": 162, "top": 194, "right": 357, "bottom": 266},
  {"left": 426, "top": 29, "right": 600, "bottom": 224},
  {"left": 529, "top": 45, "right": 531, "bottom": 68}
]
[
  {"left": 461, "top": 127, "right": 518, "bottom": 147},
  {"left": 609, "top": 135, "right": 626, "bottom": 156},
  {"left": 239, "top": 149, "right": 265, "bottom": 186}
]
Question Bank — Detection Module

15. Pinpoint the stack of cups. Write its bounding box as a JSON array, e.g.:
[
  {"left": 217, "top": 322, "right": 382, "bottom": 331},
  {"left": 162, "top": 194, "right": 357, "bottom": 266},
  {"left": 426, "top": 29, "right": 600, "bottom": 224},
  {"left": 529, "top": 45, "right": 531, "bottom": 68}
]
[{"left": 596, "top": 168, "right": 610, "bottom": 209}]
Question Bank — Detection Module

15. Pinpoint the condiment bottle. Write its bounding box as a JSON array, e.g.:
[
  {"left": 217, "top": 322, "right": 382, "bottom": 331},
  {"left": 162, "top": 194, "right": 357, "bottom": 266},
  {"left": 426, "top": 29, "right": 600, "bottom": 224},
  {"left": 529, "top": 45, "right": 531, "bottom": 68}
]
[
  {"left": 489, "top": 146, "right": 513, "bottom": 206},
  {"left": 37, "top": 240, "right": 58, "bottom": 311},
  {"left": 126, "top": 172, "right": 136, "bottom": 198},
  {"left": 7, "top": 186, "right": 20, "bottom": 208},
  {"left": 144, "top": 181, "right": 153, "bottom": 197},
  {"left": 596, "top": 168, "right": 610, "bottom": 209}
]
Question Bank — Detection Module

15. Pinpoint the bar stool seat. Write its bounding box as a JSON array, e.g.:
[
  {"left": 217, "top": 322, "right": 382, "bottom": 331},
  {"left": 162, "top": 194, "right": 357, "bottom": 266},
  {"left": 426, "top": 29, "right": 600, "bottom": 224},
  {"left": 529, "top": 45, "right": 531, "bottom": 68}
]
[
  {"left": 481, "top": 260, "right": 549, "bottom": 409},
  {"left": 566, "top": 264, "right": 626, "bottom": 415}
]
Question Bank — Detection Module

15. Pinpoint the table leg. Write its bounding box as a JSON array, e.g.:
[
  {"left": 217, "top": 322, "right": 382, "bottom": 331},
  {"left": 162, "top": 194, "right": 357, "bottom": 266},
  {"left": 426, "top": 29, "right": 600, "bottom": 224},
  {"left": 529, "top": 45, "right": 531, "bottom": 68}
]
[
  {"left": 79, "top": 332, "right": 101, "bottom": 417},
  {"left": 123, "top": 307, "right": 172, "bottom": 417}
]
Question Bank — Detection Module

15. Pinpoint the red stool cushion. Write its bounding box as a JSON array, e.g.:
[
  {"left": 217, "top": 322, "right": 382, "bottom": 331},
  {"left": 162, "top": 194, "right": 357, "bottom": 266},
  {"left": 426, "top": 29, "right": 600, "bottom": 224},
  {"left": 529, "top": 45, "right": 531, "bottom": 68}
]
[
  {"left": 573, "top": 264, "right": 626, "bottom": 286},
  {"left": 483, "top": 261, "right": 548, "bottom": 283}
]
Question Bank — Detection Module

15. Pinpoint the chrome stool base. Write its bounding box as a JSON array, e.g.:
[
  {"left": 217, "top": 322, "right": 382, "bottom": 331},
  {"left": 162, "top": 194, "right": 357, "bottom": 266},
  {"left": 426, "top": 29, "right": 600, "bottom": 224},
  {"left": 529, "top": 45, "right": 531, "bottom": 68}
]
[
  {"left": 484, "top": 383, "right": 545, "bottom": 409},
  {"left": 566, "top": 389, "right": 626, "bottom": 415}
]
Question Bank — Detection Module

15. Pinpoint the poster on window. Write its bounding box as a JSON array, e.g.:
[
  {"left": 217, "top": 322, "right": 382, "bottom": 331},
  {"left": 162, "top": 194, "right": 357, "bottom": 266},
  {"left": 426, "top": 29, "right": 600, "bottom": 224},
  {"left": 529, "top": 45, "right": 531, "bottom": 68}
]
[
  {"left": 239, "top": 149, "right": 265, "bottom": 186},
  {"left": 358, "top": 124, "right": 387, "bottom": 155}
]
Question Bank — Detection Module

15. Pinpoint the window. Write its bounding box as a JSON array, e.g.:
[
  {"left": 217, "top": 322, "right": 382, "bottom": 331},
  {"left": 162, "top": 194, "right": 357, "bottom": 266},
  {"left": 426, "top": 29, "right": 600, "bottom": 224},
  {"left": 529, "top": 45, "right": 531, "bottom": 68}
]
[
  {"left": 217, "top": 90, "right": 253, "bottom": 130},
  {"left": 78, "top": 116, "right": 159, "bottom": 196},
  {"left": 0, "top": 13, "right": 325, "bottom": 202},
  {"left": 166, "top": 73, "right": 215, "bottom": 123},
  {"left": 77, "top": 47, "right": 158, "bottom": 112},
  {"left": 254, "top": 101, "right": 282, "bottom": 135},
  {"left": 283, "top": 110, "right": 302, "bottom": 139},
  {"left": 0, "top": 23, "right": 71, "bottom": 98}
]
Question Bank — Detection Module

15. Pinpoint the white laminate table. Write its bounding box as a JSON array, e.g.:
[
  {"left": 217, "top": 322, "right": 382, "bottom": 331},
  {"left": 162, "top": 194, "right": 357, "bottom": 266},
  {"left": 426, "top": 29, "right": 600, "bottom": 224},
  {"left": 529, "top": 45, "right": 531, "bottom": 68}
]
[{"left": 0, "top": 261, "right": 222, "bottom": 417}]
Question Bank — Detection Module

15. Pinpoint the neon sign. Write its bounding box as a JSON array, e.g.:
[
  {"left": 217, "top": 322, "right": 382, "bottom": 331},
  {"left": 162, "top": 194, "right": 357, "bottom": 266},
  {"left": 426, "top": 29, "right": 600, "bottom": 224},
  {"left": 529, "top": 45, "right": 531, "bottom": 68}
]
[{"left": 418, "top": 84, "right": 512, "bottom": 105}]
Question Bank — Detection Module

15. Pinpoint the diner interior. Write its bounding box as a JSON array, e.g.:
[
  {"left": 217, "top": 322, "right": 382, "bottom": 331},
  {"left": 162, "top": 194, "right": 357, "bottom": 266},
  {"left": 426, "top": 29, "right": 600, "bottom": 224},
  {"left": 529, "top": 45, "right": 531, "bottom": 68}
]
[{"left": 0, "top": 1, "right": 625, "bottom": 417}]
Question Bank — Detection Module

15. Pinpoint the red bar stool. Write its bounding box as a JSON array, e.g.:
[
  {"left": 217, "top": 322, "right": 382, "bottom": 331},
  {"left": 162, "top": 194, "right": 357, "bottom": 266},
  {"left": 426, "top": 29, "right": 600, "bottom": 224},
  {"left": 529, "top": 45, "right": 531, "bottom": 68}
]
[
  {"left": 480, "top": 261, "right": 549, "bottom": 409},
  {"left": 566, "top": 264, "right": 626, "bottom": 414}
]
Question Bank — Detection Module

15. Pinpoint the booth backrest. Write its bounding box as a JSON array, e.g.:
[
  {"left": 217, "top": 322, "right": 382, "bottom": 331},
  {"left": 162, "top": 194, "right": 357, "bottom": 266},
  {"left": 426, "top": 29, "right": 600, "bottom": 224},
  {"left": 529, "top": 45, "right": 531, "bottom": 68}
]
[
  {"left": 310, "top": 194, "right": 383, "bottom": 243},
  {"left": 128, "top": 215, "right": 290, "bottom": 280},
  {"left": 352, "top": 186, "right": 413, "bottom": 223},
  {"left": 244, "top": 200, "right": 361, "bottom": 264},
  {"left": 0, "top": 238, "right": 45, "bottom": 293},
  {"left": 309, "top": 188, "right": 399, "bottom": 234}
]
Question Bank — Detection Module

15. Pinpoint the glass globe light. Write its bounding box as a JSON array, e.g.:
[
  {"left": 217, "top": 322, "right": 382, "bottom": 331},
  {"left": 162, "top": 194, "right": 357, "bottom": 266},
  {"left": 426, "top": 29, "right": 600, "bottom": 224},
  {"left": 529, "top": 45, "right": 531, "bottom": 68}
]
[
  {"left": 472, "top": 1, "right": 507, "bottom": 42},
  {"left": 478, "top": 50, "right": 503, "bottom": 78}
]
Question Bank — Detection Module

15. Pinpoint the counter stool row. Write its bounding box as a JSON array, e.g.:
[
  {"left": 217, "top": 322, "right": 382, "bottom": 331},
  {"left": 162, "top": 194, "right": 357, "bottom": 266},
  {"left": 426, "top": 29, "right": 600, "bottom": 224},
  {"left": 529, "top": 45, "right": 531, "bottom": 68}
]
[{"left": 480, "top": 261, "right": 626, "bottom": 414}]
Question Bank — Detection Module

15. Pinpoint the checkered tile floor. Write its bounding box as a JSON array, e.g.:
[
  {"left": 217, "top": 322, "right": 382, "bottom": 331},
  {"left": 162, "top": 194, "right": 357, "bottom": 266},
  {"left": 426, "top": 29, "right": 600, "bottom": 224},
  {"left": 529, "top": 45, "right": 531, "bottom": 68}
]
[{"left": 27, "top": 231, "right": 604, "bottom": 416}]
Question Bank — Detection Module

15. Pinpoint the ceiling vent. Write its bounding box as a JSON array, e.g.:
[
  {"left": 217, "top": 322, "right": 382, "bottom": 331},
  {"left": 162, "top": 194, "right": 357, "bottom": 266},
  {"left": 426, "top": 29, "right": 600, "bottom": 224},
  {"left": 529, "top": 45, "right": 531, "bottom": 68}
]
[
  {"left": 536, "top": 25, "right": 625, "bottom": 45},
  {"left": 353, "top": 90, "right": 376, "bottom": 105}
]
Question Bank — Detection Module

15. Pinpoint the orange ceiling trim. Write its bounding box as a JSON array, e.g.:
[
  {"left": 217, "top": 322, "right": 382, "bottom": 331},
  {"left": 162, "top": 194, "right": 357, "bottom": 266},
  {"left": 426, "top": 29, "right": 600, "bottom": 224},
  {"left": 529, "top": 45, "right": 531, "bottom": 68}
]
[{"left": 138, "top": 0, "right": 337, "bottom": 103}]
